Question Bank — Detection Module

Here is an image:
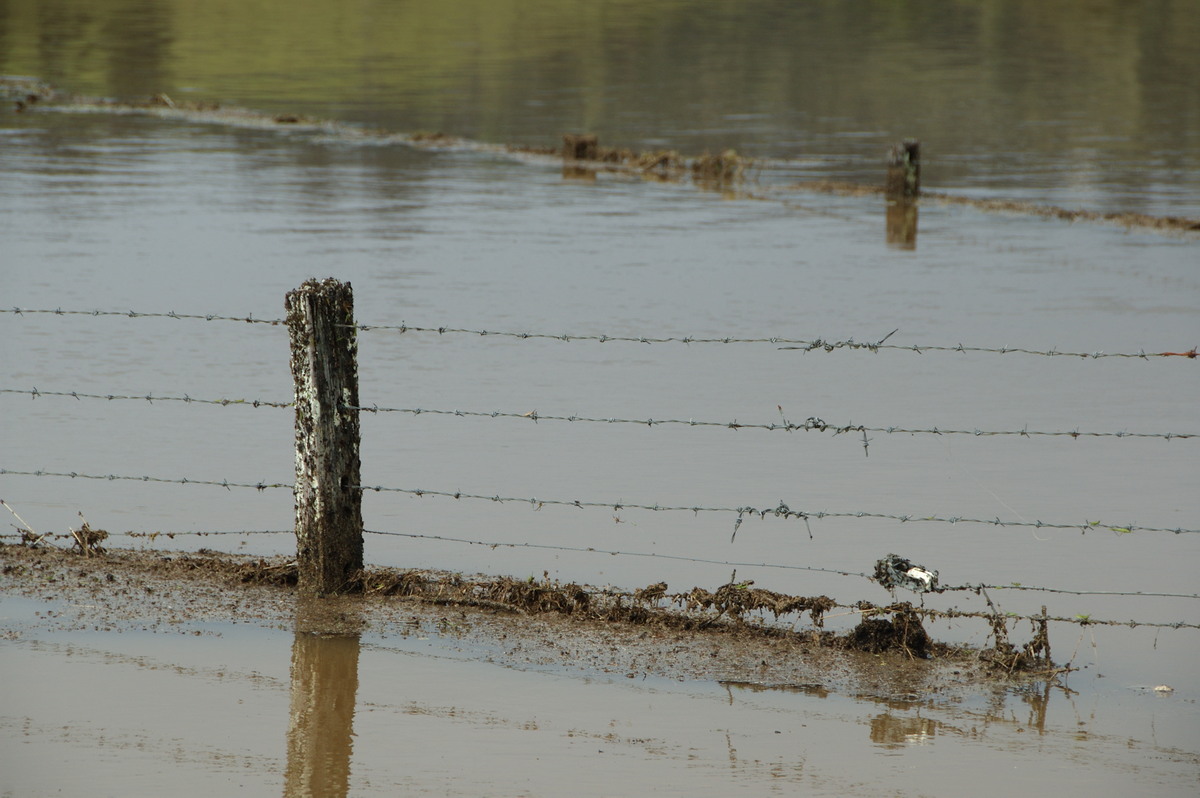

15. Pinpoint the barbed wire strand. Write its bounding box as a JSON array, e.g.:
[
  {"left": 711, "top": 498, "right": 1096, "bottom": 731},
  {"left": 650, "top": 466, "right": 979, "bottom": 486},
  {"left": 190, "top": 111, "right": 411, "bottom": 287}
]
[
  {"left": 356, "top": 483, "right": 1197, "bottom": 535},
  {"left": 4, "top": 389, "right": 1192, "bottom": 442},
  {"left": 913, "top": 608, "right": 1199, "bottom": 630},
  {"left": 126, "top": 530, "right": 290, "bottom": 536},
  {"left": 361, "top": 528, "right": 871, "bottom": 578},
  {"left": 1, "top": 388, "right": 291, "bottom": 409},
  {"left": 0, "top": 469, "right": 290, "bottom": 492},
  {"left": 0, "top": 307, "right": 282, "bottom": 325},
  {"left": 4, "top": 308, "right": 1195, "bottom": 360},
  {"left": 3, "top": 468, "right": 1194, "bottom": 534},
  {"left": 348, "top": 402, "right": 1195, "bottom": 442},
  {"left": 349, "top": 322, "right": 1198, "bottom": 359}
]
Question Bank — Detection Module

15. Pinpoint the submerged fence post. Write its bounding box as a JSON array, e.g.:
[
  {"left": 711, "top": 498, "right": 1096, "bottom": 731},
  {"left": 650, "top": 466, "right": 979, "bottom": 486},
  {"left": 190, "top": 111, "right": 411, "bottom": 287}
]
[{"left": 285, "top": 278, "right": 363, "bottom": 596}]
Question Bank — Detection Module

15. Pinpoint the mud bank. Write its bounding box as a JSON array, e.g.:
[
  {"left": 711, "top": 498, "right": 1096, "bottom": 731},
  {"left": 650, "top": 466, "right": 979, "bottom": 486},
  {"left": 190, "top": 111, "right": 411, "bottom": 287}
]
[{"left": 2, "top": 543, "right": 1057, "bottom": 700}]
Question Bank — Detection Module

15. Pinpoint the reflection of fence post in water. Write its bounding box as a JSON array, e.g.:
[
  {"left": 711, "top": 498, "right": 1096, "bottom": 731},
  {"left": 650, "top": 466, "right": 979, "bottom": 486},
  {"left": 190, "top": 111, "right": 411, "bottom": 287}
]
[
  {"left": 885, "top": 139, "right": 920, "bottom": 250},
  {"left": 284, "top": 600, "right": 362, "bottom": 798},
  {"left": 868, "top": 711, "right": 938, "bottom": 747},
  {"left": 285, "top": 278, "right": 363, "bottom": 596},
  {"left": 886, "top": 201, "right": 919, "bottom": 250}
]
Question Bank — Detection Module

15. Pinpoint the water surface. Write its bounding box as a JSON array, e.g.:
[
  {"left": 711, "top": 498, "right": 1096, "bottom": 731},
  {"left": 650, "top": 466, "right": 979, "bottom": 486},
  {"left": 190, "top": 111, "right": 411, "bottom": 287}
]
[{"left": 2, "top": 1, "right": 1198, "bottom": 795}]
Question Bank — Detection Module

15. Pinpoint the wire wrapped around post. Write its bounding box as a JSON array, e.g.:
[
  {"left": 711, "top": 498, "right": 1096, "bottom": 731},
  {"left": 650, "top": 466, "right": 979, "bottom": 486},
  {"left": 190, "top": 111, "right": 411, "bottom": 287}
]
[{"left": 285, "top": 278, "right": 363, "bottom": 595}]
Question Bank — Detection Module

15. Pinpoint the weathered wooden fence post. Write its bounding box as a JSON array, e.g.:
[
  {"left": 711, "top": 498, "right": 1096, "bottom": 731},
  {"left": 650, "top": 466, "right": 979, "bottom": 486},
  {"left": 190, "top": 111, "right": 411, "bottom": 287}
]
[{"left": 285, "top": 278, "right": 363, "bottom": 596}]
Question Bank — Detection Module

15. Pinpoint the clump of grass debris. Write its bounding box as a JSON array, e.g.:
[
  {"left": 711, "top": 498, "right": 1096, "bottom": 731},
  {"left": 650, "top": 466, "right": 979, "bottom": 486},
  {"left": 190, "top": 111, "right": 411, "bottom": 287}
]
[
  {"left": 848, "top": 603, "right": 932, "bottom": 659},
  {"left": 70, "top": 512, "right": 108, "bottom": 557},
  {"left": 3, "top": 500, "right": 108, "bottom": 554},
  {"left": 692, "top": 149, "right": 747, "bottom": 185},
  {"left": 557, "top": 132, "right": 689, "bottom": 179},
  {"left": 978, "top": 605, "right": 1056, "bottom": 675}
]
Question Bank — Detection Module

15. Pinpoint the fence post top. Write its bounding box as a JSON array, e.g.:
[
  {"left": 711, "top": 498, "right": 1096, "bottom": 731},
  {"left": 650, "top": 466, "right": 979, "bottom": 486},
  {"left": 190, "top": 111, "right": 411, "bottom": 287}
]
[{"left": 287, "top": 277, "right": 352, "bottom": 297}]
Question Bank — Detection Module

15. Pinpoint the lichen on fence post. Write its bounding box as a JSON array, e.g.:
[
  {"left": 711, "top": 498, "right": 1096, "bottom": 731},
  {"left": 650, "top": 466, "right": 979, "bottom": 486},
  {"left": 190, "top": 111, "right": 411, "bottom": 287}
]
[{"left": 285, "top": 278, "right": 363, "bottom": 596}]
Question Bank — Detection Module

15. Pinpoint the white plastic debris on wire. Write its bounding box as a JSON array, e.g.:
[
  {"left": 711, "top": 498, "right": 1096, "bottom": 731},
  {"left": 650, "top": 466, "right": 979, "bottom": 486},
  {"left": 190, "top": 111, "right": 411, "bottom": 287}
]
[{"left": 874, "top": 553, "right": 940, "bottom": 594}]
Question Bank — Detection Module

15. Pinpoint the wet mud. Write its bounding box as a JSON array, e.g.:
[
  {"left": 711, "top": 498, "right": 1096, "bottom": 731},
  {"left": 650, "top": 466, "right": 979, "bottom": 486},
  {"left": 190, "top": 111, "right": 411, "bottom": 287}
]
[
  {"left": 2, "top": 542, "right": 1057, "bottom": 699},
  {"left": 5, "top": 76, "right": 1197, "bottom": 235}
]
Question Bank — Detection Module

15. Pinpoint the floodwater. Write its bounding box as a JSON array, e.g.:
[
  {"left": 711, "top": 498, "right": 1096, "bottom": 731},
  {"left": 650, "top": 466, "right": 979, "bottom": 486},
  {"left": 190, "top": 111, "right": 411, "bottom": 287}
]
[{"left": 1, "top": 0, "right": 1198, "bottom": 795}]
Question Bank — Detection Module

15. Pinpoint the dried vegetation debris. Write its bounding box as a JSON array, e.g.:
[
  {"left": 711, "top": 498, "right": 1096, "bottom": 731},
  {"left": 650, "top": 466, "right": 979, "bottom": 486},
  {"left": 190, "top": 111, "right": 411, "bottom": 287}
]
[
  {"left": 556, "top": 133, "right": 686, "bottom": 177},
  {"left": 680, "top": 581, "right": 836, "bottom": 627},
  {"left": 356, "top": 567, "right": 840, "bottom": 639},
  {"left": 978, "top": 605, "right": 1055, "bottom": 675},
  {"left": 69, "top": 520, "right": 108, "bottom": 556},
  {"left": 558, "top": 133, "right": 750, "bottom": 186},
  {"left": 691, "top": 149, "right": 748, "bottom": 184},
  {"left": 848, "top": 605, "right": 932, "bottom": 659}
]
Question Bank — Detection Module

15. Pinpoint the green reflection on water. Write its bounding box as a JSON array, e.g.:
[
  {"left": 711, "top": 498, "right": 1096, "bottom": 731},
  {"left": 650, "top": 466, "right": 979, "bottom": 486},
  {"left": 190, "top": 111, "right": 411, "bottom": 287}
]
[{"left": 2, "top": 0, "right": 1198, "bottom": 208}]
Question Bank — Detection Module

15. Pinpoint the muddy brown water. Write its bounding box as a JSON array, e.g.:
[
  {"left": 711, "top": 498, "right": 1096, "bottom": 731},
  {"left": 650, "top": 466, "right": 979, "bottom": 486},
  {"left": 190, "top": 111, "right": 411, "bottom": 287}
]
[
  {"left": 3, "top": 1, "right": 1199, "bottom": 795},
  {"left": 2, "top": 543, "right": 1196, "bottom": 797}
]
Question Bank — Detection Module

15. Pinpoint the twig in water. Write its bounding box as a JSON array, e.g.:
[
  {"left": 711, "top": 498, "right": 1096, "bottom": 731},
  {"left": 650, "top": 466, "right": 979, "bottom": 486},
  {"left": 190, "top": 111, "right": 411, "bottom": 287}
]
[{"left": 1, "top": 499, "right": 51, "bottom": 546}]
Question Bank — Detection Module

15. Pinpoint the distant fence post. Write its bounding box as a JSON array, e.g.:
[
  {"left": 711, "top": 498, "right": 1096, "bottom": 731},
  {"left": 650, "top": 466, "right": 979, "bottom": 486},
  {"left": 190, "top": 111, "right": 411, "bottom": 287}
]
[
  {"left": 885, "top": 139, "right": 920, "bottom": 198},
  {"left": 885, "top": 139, "right": 920, "bottom": 249},
  {"left": 285, "top": 278, "right": 363, "bottom": 596},
  {"left": 562, "top": 133, "right": 598, "bottom": 161}
]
